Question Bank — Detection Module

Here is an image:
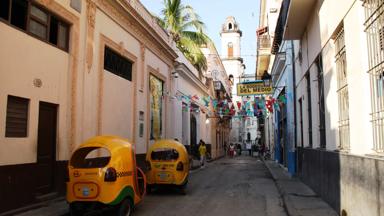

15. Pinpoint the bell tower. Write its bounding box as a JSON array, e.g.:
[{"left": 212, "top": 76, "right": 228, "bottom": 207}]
[
  {"left": 221, "top": 16, "right": 246, "bottom": 144},
  {"left": 220, "top": 16, "right": 245, "bottom": 101}
]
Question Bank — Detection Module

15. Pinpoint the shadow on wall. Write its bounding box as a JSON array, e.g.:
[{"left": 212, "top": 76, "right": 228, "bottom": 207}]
[{"left": 296, "top": 50, "right": 341, "bottom": 213}]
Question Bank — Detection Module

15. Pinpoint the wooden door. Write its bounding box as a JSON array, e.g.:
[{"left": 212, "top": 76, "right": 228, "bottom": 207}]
[{"left": 36, "top": 102, "right": 57, "bottom": 194}]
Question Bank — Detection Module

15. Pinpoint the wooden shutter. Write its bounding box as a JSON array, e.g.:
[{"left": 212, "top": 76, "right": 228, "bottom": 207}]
[{"left": 6, "top": 95, "right": 29, "bottom": 137}]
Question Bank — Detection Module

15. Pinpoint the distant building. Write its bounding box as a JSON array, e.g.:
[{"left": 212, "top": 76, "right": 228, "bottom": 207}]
[
  {"left": 0, "top": 0, "right": 226, "bottom": 213},
  {"left": 220, "top": 16, "right": 257, "bottom": 145}
]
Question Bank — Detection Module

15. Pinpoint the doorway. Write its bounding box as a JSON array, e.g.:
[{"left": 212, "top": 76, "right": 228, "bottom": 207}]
[
  {"left": 190, "top": 114, "right": 197, "bottom": 157},
  {"left": 36, "top": 102, "right": 58, "bottom": 195}
]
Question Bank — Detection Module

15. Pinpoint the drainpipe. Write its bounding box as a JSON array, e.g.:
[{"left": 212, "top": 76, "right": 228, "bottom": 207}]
[{"left": 291, "top": 40, "right": 298, "bottom": 175}]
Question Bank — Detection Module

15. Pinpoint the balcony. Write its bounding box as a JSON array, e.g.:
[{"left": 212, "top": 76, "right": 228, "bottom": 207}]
[
  {"left": 257, "top": 35, "right": 271, "bottom": 50},
  {"left": 283, "top": 0, "right": 317, "bottom": 39},
  {"left": 256, "top": 35, "right": 272, "bottom": 76}
]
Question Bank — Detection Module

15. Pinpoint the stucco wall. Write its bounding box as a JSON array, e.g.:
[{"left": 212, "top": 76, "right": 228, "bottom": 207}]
[
  {"left": 299, "top": 148, "right": 384, "bottom": 216},
  {"left": 0, "top": 23, "right": 70, "bottom": 165},
  {"left": 221, "top": 33, "right": 241, "bottom": 58},
  {"left": 342, "top": 3, "right": 372, "bottom": 154}
]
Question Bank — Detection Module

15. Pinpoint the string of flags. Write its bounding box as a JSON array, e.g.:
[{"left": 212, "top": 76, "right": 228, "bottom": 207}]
[{"left": 173, "top": 92, "right": 289, "bottom": 118}]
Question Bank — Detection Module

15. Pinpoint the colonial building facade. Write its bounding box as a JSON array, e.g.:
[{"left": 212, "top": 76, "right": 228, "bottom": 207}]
[
  {"left": 267, "top": 0, "right": 384, "bottom": 215},
  {"left": 0, "top": 0, "right": 230, "bottom": 213}
]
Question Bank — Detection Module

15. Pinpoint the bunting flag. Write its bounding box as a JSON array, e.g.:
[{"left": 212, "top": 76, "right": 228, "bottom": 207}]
[
  {"left": 203, "top": 96, "right": 210, "bottom": 107},
  {"left": 237, "top": 101, "right": 242, "bottom": 109},
  {"left": 265, "top": 98, "right": 274, "bottom": 113},
  {"left": 191, "top": 95, "right": 198, "bottom": 101},
  {"left": 274, "top": 102, "right": 280, "bottom": 112},
  {"left": 278, "top": 95, "right": 287, "bottom": 104},
  {"left": 173, "top": 91, "right": 291, "bottom": 116},
  {"left": 228, "top": 101, "right": 233, "bottom": 109},
  {"left": 213, "top": 100, "right": 218, "bottom": 109}
]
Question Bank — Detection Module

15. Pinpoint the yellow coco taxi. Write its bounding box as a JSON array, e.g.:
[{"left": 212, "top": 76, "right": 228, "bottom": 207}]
[
  {"left": 145, "top": 139, "right": 190, "bottom": 194},
  {"left": 67, "top": 136, "right": 145, "bottom": 216}
]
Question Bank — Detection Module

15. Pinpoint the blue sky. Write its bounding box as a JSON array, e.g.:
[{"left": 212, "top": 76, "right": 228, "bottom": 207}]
[{"left": 140, "top": 0, "right": 260, "bottom": 75}]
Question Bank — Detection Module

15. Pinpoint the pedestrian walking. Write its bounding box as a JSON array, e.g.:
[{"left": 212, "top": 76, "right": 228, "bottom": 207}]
[
  {"left": 236, "top": 143, "right": 242, "bottom": 155},
  {"left": 229, "top": 143, "right": 235, "bottom": 158},
  {"left": 246, "top": 141, "right": 252, "bottom": 156},
  {"left": 198, "top": 140, "right": 207, "bottom": 167}
]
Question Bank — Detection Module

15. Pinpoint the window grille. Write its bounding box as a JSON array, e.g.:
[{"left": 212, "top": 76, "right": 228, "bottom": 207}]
[
  {"left": 363, "top": 0, "right": 384, "bottom": 152},
  {"left": 334, "top": 26, "right": 350, "bottom": 151}
]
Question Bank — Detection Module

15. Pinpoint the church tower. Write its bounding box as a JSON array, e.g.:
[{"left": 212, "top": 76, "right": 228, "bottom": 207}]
[
  {"left": 220, "top": 16, "right": 246, "bottom": 144},
  {"left": 220, "top": 16, "right": 245, "bottom": 103}
]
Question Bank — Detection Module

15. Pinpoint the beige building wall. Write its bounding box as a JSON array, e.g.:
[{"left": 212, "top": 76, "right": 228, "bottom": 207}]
[
  {"left": 0, "top": 0, "right": 81, "bottom": 165},
  {"left": 0, "top": 24, "right": 70, "bottom": 165}
]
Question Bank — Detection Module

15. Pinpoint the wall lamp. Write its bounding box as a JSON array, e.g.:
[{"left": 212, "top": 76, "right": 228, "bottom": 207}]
[{"left": 171, "top": 71, "right": 179, "bottom": 78}]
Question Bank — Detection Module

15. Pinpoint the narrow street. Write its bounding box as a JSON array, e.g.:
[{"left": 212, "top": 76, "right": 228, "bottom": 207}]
[{"left": 134, "top": 155, "right": 287, "bottom": 216}]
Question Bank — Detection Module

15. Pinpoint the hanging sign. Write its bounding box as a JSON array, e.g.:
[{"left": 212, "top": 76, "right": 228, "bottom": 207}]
[
  {"left": 213, "top": 81, "right": 222, "bottom": 90},
  {"left": 237, "top": 81, "right": 273, "bottom": 96}
]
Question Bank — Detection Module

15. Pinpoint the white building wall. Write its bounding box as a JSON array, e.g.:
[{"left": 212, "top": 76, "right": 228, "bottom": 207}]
[
  {"left": 342, "top": 3, "right": 372, "bottom": 154},
  {"left": 322, "top": 41, "right": 339, "bottom": 151},
  {"left": 221, "top": 33, "right": 241, "bottom": 58},
  {"left": 295, "top": 0, "right": 372, "bottom": 154}
]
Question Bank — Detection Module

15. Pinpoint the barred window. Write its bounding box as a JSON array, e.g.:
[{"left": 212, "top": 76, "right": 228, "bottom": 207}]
[
  {"left": 363, "top": 0, "right": 384, "bottom": 152},
  {"left": 334, "top": 26, "right": 350, "bottom": 151}
]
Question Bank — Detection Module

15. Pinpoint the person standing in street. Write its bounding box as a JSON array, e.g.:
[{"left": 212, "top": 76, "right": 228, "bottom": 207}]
[
  {"left": 246, "top": 141, "right": 252, "bottom": 156},
  {"left": 198, "top": 140, "right": 207, "bottom": 168}
]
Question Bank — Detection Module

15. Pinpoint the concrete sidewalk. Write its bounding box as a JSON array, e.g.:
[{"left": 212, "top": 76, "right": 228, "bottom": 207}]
[{"left": 264, "top": 160, "right": 339, "bottom": 216}]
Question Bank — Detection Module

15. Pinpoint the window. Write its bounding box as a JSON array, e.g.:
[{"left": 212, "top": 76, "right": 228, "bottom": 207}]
[
  {"left": 317, "top": 55, "right": 326, "bottom": 149},
  {"left": 334, "top": 26, "right": 350, "bottom": 151},
  {"left": 228, "top": 42, "right": 233, "bottom": 58},
  {"left": 104, "top": 46, "right": 133, "bottom": 81},
  {"left": 363, "top": 0, "right": 384, "bottom": 152},
  {"left": 70, "top": 147, "right": 111, "bottom": 168},
  {"left": 0, "top": 0, "right": 10, "bottom": 20},
  {"left": 0, "top": 0, "right": 69, "bottom": 51},
  {"left": 228, "top": 23, "right": 232, "bottom": 30},
  {"left": 151, "top": 148, "right": 179, "bottom": 161},
  {"left": 29, "top": 5, "right": 48, "bottom": 39},
  {"left": 306, "top": 73, "right": 313, "bottom": 148},
  {"left": 5, "top": 95, "right": 29, "bottom": 137},
  {"left": 11, "top": 0, "right": 28, "bottom": 30}
]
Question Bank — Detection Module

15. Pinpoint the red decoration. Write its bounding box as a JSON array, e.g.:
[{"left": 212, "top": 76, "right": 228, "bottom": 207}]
[
  {"left": 236, "top": 101, "right": 241, "bottom": 109},
  {"left": 265, "top": 98, "right": 275, "bottom": 113}
]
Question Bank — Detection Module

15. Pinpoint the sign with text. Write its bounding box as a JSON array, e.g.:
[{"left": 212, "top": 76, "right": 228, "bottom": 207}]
[{"left": 237, "top": 81, "right": 273, "bottom": 96}]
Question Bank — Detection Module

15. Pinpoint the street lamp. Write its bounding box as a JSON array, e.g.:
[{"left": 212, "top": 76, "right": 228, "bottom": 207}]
[{"left": 205, "top": 119, "right": 210, "bottom": 124}]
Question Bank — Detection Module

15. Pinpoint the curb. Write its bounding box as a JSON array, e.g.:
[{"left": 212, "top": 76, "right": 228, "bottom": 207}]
[{"left": 263, "top": 160, "right": 298, "bottom": 216}]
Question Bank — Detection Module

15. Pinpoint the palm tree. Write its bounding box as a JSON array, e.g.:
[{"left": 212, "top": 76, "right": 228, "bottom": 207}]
[{"left": 156, "top": 0, "right": 210, "bottom": 72}]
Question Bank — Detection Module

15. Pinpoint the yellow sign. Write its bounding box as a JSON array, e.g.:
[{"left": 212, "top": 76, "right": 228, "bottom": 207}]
[{"left": 237, "top": 82, "right": 273, "bottom": 96}]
